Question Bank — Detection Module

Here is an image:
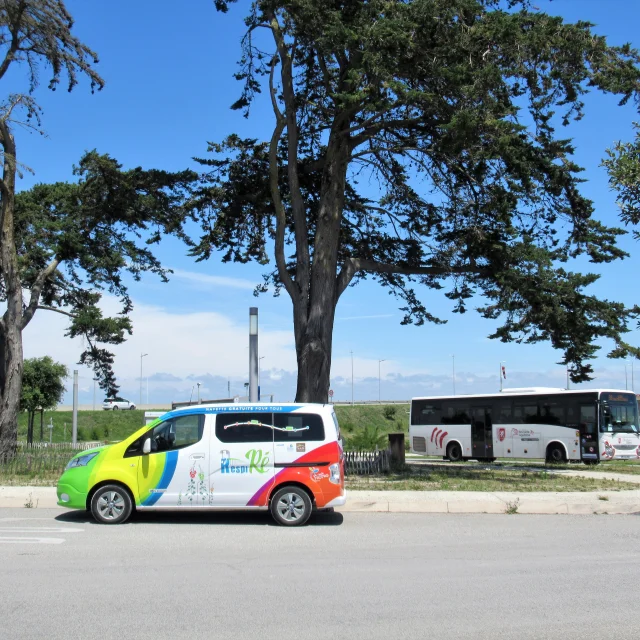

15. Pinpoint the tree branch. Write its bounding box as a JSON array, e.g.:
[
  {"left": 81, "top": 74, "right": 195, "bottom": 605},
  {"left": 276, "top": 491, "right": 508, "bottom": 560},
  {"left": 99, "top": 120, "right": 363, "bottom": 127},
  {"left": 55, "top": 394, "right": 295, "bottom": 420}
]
[
  {"left": 36, "top": 305, "right": 75, "bottom": 319},
  {"left": 21, "top": 257, "right": 61, "bottom": 329},
  {"left": 268, "top": 10, "right": 310, "bottom": 301},
  {"left": 336, "top": 257, "right": 487, "bottom": 301}
]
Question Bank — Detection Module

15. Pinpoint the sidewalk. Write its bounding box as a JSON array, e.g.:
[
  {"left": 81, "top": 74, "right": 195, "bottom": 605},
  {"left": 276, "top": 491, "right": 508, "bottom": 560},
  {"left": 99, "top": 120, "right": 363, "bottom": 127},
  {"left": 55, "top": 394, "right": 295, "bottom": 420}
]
[{"left": 1, "top": 486, "right": 639, "bottom": 514}]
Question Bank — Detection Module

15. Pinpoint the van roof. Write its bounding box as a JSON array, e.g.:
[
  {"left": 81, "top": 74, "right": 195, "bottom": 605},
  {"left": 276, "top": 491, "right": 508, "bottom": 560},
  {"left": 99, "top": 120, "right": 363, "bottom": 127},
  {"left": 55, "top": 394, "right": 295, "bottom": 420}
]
[{"left": 170, "top": 402, "right": 331, "bottom": 415}]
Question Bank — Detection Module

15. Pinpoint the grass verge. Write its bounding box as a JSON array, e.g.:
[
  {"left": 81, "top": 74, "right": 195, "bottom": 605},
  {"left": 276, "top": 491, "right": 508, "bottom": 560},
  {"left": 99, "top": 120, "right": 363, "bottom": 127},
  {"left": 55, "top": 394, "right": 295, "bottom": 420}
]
[{"left": 345, "top": 463, "right": 639, "bottom": 492}]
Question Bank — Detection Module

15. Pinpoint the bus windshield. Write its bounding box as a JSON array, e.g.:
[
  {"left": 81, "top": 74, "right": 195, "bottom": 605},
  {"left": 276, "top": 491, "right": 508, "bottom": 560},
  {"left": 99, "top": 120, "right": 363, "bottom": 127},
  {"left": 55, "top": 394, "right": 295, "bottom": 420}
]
[{"left": 600, "top": 393, "right": 640, "bottom": 433}]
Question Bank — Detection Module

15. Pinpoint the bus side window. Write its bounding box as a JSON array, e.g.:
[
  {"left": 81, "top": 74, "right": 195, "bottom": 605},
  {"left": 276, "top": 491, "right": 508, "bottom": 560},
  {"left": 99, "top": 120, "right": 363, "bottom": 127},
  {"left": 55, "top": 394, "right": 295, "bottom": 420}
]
[
  {"left": 414, "top": 402, "right": 442, "bottom": 425},
  {"left": 580, "top": 405, "right": 597, "bottom": 435},
  {"left": 495, "top": 403, "right": 512, "bottom": 425}
]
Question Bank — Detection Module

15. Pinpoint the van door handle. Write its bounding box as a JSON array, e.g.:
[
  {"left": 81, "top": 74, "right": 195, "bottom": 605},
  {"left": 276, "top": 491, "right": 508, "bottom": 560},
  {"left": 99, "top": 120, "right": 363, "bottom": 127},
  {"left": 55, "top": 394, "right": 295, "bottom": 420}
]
[{"left": 190, "top": 453, "right": 205, "bottom": 460}]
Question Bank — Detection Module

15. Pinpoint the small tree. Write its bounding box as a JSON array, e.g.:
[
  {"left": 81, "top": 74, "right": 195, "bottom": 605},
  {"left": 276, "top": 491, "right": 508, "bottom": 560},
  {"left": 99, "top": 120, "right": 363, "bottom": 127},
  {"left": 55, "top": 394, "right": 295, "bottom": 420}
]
[
  {"left": 20, "top": 356, "right": 67, "bottom": 444},
  {"left": 0, "top": 0, "right": 103, "bottom": 455}
]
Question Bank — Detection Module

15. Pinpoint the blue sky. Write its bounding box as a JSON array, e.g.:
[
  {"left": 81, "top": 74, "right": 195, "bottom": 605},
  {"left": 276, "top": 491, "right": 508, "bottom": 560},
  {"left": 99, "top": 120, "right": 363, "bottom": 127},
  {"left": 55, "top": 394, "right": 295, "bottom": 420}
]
[{"left": 8, "top": 0, "right": 640, "bottom": 404}]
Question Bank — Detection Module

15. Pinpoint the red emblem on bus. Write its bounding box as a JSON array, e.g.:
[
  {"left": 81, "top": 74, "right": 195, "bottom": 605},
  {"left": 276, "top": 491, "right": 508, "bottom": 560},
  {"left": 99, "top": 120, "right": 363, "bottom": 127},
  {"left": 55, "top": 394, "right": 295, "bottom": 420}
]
[{"left": 498, "top": 428, "right": 506, "bottom": 442}]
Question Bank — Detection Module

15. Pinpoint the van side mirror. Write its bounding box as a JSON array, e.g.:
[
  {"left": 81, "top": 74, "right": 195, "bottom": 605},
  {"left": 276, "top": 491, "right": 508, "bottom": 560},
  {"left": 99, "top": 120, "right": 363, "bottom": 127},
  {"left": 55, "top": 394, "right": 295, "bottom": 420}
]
[{"left": 142, "top": 438, "right": 151, "bottom": 455}]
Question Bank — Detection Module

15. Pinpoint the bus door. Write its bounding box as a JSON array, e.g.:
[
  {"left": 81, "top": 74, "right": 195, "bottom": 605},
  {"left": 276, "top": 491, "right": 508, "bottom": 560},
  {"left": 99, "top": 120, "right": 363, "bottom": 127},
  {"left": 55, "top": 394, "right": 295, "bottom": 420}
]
[
  {"left": 471, "top": 407, "right": 494, "bottom": 460},
  {"left": 579, "top": 403, "right": 598, "bottom": 462}
]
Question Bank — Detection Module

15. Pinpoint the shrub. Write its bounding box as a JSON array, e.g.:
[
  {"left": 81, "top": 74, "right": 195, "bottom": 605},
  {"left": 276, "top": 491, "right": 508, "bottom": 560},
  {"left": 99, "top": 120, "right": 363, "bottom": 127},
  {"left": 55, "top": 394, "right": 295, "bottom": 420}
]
[
  {"left": 90, "top": 427, "right": 100, "bottom": 441},
  {"left": 76, "top": 427, "right": 89, "bottom": 442},
  {"left": 383, "top": 406, "right": 397, "bottom": 420},
  {"left": 347, "top": 425, "right": 388, "bottom": 451}
]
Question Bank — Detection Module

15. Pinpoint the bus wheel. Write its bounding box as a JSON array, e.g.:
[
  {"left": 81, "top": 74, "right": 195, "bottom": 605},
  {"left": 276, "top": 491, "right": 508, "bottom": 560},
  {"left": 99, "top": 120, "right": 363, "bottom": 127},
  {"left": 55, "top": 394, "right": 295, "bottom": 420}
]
[
  {"left": 447, "top": 442, "right": 463, "bottom": 463},
  {"left": 546, "top": 444, "right": 566, "bottom": 464}
]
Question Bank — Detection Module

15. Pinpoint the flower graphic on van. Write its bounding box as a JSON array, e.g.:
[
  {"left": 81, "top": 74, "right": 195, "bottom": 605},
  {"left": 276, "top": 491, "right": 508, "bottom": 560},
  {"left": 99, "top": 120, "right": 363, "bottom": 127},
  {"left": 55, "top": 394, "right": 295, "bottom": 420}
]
[{"left": 189, "top": 468, "right": 196, "bottom": 479}]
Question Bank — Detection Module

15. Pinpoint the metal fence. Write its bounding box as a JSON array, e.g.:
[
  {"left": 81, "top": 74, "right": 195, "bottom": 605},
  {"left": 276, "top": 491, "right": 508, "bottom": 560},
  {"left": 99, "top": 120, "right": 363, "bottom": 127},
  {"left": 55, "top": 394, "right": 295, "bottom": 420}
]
[
  {"left": 344, "top": 449, "right": 391, "bottom": 475},
  {"left": 16, "top": 441, "right": 102, "bottom": 451}
]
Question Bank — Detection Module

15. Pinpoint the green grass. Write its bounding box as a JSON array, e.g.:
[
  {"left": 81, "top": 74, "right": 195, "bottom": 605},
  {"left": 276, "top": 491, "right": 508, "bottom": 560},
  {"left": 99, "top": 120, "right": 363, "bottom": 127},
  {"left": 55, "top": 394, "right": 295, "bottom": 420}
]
[
  {"left": 334, "top": 404, "right": 409, "bottom": 451},
  {"left": 17, "top": 409, "right": 154, "bottom": 444},
  {"left": 345, "top": 463, "right": 639, "bottom": 492}
]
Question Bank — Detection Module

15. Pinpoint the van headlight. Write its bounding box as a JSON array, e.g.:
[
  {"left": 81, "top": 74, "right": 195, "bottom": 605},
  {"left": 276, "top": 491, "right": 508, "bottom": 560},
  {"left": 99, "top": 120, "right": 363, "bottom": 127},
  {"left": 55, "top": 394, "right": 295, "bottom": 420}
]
[
  {"left": 329, "top": 463, "right": 341, "bottom": 485},
  {"left": 65, "top": 452, "right": 99, "bottom": 470}
]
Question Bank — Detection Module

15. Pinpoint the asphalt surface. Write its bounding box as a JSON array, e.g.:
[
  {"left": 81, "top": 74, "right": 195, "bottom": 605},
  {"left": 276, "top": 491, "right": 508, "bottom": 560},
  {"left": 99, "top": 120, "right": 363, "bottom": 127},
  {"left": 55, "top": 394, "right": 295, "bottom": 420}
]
[{"left": 1, "top": 509, "right": 639, "bottom": 640}]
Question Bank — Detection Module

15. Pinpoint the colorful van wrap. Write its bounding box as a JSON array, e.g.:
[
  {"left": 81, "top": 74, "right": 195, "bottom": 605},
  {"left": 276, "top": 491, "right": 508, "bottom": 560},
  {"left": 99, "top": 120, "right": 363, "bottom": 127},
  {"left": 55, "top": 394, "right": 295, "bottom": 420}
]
[{"left": 57, "top": 404, "right": 346, "bottom": 523}]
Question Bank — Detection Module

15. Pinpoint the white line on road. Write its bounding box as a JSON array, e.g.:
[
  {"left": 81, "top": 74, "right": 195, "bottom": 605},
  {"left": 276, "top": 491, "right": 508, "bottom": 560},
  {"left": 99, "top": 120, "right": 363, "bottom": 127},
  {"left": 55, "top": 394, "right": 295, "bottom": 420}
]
[
  {"left": 0, "top": 527, "right": 84, "bottom": 533},
  {"left": 0, "top": 537, "right": 65, "bottom": 544}
]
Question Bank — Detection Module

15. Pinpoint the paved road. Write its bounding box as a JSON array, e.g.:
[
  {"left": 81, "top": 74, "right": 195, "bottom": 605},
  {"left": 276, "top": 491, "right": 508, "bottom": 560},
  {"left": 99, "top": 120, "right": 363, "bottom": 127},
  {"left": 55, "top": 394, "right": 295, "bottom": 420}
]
[{"left": 1, "top": 509, "right": 639, "bottom": 640}]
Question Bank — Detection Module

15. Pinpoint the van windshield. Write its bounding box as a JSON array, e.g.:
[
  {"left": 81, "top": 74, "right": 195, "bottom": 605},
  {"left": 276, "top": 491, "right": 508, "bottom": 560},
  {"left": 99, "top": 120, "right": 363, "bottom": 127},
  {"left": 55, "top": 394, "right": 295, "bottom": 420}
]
[{"left": 600, "top": 393, "right": 640, "bottom": 434}]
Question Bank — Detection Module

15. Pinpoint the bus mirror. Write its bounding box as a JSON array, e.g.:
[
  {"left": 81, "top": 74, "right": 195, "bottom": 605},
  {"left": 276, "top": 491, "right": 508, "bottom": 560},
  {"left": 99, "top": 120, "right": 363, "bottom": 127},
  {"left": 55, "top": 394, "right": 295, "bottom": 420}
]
[
  {"left": 603, "top": 407, "right": 611, "bottom": 417},
  {"left": 142, "top": 438, "right": 151, "bottom": 455}
]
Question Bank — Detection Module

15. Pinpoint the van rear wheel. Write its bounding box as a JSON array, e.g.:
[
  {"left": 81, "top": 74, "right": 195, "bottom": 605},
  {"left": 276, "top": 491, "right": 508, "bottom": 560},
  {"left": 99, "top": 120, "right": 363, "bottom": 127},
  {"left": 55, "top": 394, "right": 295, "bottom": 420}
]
[{"left": 270, "top": 486, "right": 312, "bottom": 526}]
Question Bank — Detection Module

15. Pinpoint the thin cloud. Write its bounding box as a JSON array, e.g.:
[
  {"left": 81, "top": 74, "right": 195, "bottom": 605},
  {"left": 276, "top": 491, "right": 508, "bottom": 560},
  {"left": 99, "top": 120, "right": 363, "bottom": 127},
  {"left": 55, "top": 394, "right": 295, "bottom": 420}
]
[
  {"left": 170, "top": 268, "right": 255, "bottom": 291},
  {"left": 338, "top": 314, "right": 395, "bottom": 321}
]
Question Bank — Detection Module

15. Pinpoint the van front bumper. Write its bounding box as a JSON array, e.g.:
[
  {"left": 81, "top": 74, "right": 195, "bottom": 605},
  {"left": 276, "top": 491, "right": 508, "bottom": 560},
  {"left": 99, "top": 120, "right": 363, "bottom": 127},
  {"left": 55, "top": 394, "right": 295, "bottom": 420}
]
[{"left": 57, "top": 482, "right": 88, "bottom": 510}]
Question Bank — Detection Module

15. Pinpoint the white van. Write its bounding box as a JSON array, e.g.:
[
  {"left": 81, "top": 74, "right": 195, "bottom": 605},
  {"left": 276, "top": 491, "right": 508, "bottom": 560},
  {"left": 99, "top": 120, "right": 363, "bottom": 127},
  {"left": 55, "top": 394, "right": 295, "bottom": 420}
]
[{"left": 58, "top": 403, "right": 346, "bottom": 526}]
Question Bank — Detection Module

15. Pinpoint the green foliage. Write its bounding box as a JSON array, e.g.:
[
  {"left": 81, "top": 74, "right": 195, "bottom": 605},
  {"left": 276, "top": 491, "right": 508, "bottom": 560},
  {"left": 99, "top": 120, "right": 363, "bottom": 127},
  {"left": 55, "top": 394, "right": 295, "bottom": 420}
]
[
  {"left": 90, "top": 427, "right": 100, "bottom": 441},
  {"left": 76, "top": 427, "right": 89, "bottom": 442},
  {"left": 17, "top": 409, "right": 146, "bottom": 444},
  {"left": 603, "top": 123, "right": 640, "bottom": 236},
  {"left": 20, "top": 356, "right": 68, "bottom": 414},
  {"left": 383, "top": 406, "right": 397, "bottom": 420},
  {"left": 346, "top": 424, "right": 388, "bottom": 452},
  {"left": 11, "top": 152, "right": 197, "bottom": 395},
  {"left": 198, "top": 0, "right": 640, "bottom": 387}
]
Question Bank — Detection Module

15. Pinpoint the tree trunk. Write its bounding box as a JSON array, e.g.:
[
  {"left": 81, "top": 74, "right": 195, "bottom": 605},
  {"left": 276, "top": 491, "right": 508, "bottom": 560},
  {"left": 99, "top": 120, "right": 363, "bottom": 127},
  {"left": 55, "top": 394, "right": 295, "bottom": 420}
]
[
  {"left": 39, "top": 409, "right": 44, "bottom": 441},
  {"left": 0, "top": 121, "right": 23, "bottom": 458},
  {"left": 293, "top": 128, "right": 349, "bottom": 404},
  {"left": 294, "top": 304, "right": 336, "bottom": 403}
]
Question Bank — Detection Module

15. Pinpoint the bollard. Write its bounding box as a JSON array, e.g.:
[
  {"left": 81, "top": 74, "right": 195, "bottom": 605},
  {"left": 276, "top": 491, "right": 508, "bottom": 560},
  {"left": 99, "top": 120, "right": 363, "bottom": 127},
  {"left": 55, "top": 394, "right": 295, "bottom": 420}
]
[{"left": 388, "top": 432, "right": 405, "bottom": 469}]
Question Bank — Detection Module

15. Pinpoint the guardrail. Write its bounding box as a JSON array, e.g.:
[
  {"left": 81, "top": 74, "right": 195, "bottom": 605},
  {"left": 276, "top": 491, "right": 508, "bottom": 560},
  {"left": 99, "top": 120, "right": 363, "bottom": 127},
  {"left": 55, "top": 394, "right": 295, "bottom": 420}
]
[
  {"left": 344, "top": 449, "right": 391, "bottom": 475},
  {"left": 16, "top": 441, "right": 103, "bottom": 451}
]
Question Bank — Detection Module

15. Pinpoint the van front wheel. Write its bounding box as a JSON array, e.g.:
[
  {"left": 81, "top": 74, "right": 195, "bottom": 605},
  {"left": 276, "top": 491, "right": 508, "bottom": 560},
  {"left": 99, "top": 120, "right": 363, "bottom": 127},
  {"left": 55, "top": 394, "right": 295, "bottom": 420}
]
[
  {"left": 90, "top": 484, "right": 133, "bottom": 524},
  {"left": 270, "top": 486, "right": 312, "bottom": 526}
]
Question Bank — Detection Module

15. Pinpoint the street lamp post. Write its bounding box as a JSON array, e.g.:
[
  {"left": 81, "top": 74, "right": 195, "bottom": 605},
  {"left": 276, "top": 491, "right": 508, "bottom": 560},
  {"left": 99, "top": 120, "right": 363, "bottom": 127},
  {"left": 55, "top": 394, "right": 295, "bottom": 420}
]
[
  {"left": 350, "top": 351, "right": 354, "bottom": 405},
  {"left": 249, "top": 308, "right": 259, "bottom": 402},
  {"left": 451, "top": 355, "right": 456, "bottom": 396},
  {"left": 499, "top": 361, "right": 506, "bottom": 392},
  {"left": 378, "top": 359, "right": 386, "bottom": 403},
  {"left": 259, "top": 356, "right": 265, "bottom": 401},
  {"left": 197, "top": 382, "right": 201, "bottom": 403},
  {"left": 140, "top": 353, "right": 148, "bottom": 406}
]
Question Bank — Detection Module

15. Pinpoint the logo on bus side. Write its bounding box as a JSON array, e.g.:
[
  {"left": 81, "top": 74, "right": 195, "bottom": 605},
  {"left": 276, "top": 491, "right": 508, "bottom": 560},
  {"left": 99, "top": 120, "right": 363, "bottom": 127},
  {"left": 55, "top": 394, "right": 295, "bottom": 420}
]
[{"left": 498, "top": 428, "right": 506, "bottom": 442}]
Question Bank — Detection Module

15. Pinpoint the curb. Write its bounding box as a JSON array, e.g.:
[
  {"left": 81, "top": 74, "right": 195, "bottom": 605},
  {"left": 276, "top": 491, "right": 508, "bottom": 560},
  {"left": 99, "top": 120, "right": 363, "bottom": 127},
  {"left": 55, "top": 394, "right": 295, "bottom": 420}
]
[{"left": 1, "top": 486, "right": 639, "bottom": 515}]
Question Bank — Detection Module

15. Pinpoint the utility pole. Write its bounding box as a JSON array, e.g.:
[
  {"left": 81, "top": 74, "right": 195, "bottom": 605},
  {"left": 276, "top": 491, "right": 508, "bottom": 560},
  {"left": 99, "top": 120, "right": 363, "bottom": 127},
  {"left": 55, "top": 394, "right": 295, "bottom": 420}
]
[
  {"left": 72, "top": 370, "right": 78, "bottom": 445},
  {"left": 451, "top": 355, "right": 456, "bottom": 396},
  {"left": 197, "top": 382, "right": 201, "bottom": 403},
  {"left": 140, "top": 352, "right": 148, "bottom": 406},
  {"left": 499, "top": 361, "right": 506, "bottom": 392},
  {"left": 351, "top": 351, "right": 354, "bottom": 405},
  {"left": 378, "top": 359, "right": 386, "bottom": 403}
]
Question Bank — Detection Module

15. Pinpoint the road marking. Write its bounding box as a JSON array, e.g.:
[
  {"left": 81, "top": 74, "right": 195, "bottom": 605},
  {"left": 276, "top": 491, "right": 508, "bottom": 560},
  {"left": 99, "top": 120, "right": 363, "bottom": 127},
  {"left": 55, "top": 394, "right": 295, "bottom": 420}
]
[
  {"left": 0, "top": 527, "right": 84, "bottom": 534},
  {"left": 0, "top": 537, "right": 65, "bottom": 544}
]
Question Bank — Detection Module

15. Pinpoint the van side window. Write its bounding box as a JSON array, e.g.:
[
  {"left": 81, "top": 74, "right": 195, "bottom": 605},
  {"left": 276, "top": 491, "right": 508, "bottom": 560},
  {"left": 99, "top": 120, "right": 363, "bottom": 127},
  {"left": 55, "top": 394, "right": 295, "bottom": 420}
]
[
  {"left": 273, "top": 413, "right": 325, "bottom": 441},
  {"left": 124, "top": 414, "right": 204, "bottom": 457},
  {"left": 215, "top": 413, "right": 274, "bottom": 443}
]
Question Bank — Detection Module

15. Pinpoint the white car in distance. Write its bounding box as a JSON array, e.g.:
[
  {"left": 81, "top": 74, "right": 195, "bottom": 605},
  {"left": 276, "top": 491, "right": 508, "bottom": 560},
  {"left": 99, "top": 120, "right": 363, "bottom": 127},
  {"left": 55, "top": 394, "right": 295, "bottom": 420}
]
[{"left": 103, "top": 397, "right": 136, "bottom": 411}]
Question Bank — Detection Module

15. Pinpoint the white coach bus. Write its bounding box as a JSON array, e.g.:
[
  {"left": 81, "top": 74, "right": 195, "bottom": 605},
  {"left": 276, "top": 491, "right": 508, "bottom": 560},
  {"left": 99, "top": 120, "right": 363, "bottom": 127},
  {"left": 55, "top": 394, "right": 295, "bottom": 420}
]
[{"left": 409, "top": 388, "right": 640, "bottom": 464}]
